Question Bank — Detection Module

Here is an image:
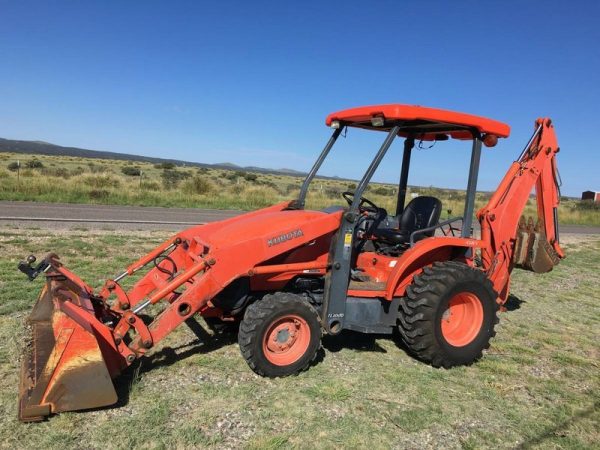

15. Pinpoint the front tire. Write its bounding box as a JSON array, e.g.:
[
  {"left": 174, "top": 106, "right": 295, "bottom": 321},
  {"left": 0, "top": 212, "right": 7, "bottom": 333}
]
[
  {"left": 398, "top": 261, "right": 499, "bottom": 368},
  {"left": 238, "top": 293, "right": 322, "bottom": 377}
]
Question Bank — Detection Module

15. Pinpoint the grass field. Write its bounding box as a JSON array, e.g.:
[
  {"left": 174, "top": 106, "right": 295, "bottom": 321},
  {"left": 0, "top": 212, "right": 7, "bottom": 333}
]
[
  {"left": 0, "top": 225, "right": 598, "bottom": 449},
  {"left": 1, "top": 151, "right": 599, "bottom": 226}
]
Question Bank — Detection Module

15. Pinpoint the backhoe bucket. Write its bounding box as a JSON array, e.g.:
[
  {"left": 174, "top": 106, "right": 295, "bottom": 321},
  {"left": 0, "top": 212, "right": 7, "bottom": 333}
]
[
  {"left": 514, "top": 218, "right": 561, "bottom": 273},
  {"left": 19, "top": 277, "right": 119, "bottom": 422}
]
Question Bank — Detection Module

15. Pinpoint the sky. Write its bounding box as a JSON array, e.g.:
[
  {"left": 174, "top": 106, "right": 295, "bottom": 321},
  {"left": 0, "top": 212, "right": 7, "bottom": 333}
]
[{"left": 0, "top": 0, "right": 598, "bottom": 196}]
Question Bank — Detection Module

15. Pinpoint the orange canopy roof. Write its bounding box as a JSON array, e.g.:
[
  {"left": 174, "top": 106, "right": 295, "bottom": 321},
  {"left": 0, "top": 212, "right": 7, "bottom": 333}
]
[{"left": 325, "top": 104, "right": 510, "bottom": 140}]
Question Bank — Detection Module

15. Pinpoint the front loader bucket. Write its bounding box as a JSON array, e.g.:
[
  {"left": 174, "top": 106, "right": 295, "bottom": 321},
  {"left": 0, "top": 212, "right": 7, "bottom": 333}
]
[
  {"left": 514, "top": 218, "right": 561, "bottom": 273},
  {"left": 19, "top": 277, "right": 118, "bottom": 422}
]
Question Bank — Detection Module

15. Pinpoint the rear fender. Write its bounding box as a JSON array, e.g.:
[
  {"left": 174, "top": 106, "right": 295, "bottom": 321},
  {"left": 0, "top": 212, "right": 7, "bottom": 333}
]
[{"left": 385, "top": 237, "right": 484, "bottom": 300}]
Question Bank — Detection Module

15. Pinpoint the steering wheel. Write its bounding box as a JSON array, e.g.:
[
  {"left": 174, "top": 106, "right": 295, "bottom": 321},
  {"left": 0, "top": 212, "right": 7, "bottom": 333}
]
[{"left": 342, "top": 191, "right": 380, "bottom": 214}]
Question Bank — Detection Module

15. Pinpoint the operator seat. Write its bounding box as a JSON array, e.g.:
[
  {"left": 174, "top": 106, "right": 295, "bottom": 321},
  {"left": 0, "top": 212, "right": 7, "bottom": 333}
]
[{"left": 373, "top": 196, "right": 442, "bottom": 245}]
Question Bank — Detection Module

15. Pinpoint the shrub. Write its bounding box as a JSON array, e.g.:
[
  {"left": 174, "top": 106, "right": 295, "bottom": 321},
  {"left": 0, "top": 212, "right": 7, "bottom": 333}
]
[
  {"left": 225, "top": 170, "right": 242, "bottom": 181},
  {"left": 371, "top": 186, "right": 392, "bottom": 196},
  {"left": 182, "top": 176, "right": 214, "bottom": 195},
  {"left": 88, "top": 162, "right": 108, "bottom": 173},
  {"left": 41, "top": 167, "right": 72, "bottom": 178},
  {"left": 82, "top": 174, "right": 121, "bottom": 189},
  {"left": 0, "top": 169, "right": 9, "bottom": 179},
  {"left": 89, "top": 189, "right": 110, "bottom": 200},
  {"left": 285, "top": 184, "right": 300, "bottom": 195},
  {"left": 121, "top": 166, "right": 141, "bottom": 176},
  {"left": 445, "top": 191, "right": 465, "bottom": 201},
  {"left": 243, "top": 186, "right": 278, "bottom": 208},
  {"left": 258, "top": 180, "right": 277, "bottom": 189},
  {"left": 154, "top": 162, "right": 176, "bottom": 170},
  {"left": 347, "top": 183, "right": 357, "bottom": 190},
  {"left": 230, "top": 184, "right": 244, "bottom": 195},
  {"left": 244, "top": 172, "right": 258, "bottom": 182},
  {"left": 140, "top": 181, "right": 161, "bottom": 191},
  {"left": 7, "top": 162, "right": 20, "bottom": 172},
  {"left": 325, "top": 187, "right": 342, "bottom": 198},
  {"left": 25, "top": 160, "right": 44, "bottom": 169},
  {"left": 161, "top": 169, "right": 190, "bottom": 189},
  {"left": 574, "top": 200, "right": 600, "bottom": 211}
]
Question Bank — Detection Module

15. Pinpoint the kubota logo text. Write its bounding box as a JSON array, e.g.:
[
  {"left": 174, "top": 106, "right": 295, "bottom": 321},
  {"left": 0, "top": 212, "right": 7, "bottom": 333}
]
[{"left": 267, "top": 229, "right": 304, "bottom": 247}]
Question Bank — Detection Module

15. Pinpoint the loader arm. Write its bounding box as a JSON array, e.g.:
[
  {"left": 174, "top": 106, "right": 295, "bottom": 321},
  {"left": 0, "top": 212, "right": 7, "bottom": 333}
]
[
  {"left": 17, "top": 202, "right": 343, "bottom": 421},
  {"left": 478, "top": 118, "right": 564, "bottom": 301}
]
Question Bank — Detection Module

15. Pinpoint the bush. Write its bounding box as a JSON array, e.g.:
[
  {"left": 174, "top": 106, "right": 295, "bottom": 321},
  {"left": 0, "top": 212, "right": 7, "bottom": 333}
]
[
  {"left": 182, "top": 176, "right": 214, "bottom": 195},
  {"left": 88, "top": 162, "right": 108, "bottom": 173},
  {"left": 371, "top": 186, "right": 392, "bottom": 196},
  {"left": 446, "top": 191, "right": 465, "bottom": 201},
  {"left": 140, "top": 181, "right": 161, "bottom": 191},
  {"left": 226, "top": 171, "right": 258, "bottom": 183},
  {"left": 161, "top": 169, "right": 190, "bottom": 189},
  {"left": 243, "top": 186, "right": 278, "bottom": 208},
  {"left": 230, "top": 183, "right": 244, "bottom": 195},
  {"left": 121, "top": 166, "right": 141, "bottom": 176},
  {"left": 285, "top": 184, "right": 300, "bottom": 195},
  {"left": 41, "top": 167, "right": 72, "bottom": 178},
  {"left": 7, "top": 162, "right": 20, "bottom": 172},
  {"left": 574, "top": 200, "right": 600, "bottom": 211},
  {"left": 225, "top": 170, "right": 243, "bottom": 181},
  {"left": 325, "top": 187, "right": 342, "bottom": 198},
  {"left": 25, "top": 160, "right": 44, "bottom": 169},
  {"left": 82, "top": 174, "right": 121, "bottom": 189},
  {"left": 89, "top": 189, "right": 110, "bottom": 200},
  {"left": 154, "top": 162, "right": 176, "bottom": 170},
  {"left": 347, "top": 183, "right": 357, "bottom": 190}
]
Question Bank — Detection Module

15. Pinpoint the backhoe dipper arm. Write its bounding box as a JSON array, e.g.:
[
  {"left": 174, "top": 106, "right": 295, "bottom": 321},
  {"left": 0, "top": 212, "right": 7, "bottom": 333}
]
[{"left": 478, "top": 118, "right": 564, "bottom": 300}]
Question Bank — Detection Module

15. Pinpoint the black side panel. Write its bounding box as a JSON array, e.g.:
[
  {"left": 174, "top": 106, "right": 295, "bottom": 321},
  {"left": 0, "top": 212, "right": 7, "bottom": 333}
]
[{"left": 343, "top": 297, "right": 400, "bottom": 334}]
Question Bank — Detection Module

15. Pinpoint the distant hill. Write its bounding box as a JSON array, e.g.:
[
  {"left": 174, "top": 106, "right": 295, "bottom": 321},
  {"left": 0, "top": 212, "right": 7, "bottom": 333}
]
[
  {"left": 0, "top": 137, "right": 316, "bottom": 178},
  {"left": 0, "top": 137, "right": 538, "bottom": 199}
]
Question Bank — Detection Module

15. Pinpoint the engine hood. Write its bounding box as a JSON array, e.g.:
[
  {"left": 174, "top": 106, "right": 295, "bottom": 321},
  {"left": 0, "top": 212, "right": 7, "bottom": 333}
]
[{"left": 213, "top": 209, "right": 338, "bottom": 242}]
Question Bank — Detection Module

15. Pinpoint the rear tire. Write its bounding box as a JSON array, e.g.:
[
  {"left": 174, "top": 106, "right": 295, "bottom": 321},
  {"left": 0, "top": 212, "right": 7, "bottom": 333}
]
[
  {"left": 398, "top": 261, "right": 499, "bottom": 368},
  {"left": 238, "top": 293, "right": 322, "bottom": 377}
]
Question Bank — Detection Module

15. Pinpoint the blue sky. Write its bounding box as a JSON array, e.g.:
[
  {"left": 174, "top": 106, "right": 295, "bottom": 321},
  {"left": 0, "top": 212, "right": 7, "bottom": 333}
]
[{"left": 1, "top": 0, "right": 598, "bottom": 196}]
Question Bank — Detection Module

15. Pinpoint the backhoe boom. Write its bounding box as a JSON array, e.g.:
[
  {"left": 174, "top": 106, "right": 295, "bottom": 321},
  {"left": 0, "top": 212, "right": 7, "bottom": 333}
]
[{"left": 478, "top": 118, "right": 564, "bottom": 300}]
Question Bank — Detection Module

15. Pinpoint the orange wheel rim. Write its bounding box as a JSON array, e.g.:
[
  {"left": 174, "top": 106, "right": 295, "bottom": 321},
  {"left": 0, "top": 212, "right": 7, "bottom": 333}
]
[
  {"left": 441, "top": 292, "right": 484, "bottom": 347},
  {"left": 262, "top": 314, "right": 311, "bottom": 366}
]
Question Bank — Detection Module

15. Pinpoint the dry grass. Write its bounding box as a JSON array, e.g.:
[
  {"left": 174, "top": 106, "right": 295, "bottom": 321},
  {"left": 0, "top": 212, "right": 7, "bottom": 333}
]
[
  {"left": 0, "top": 225, "right": 598, "bottom": 449},
  {"left": 1, "top": 151, "right": 598, "bottom": 226}
]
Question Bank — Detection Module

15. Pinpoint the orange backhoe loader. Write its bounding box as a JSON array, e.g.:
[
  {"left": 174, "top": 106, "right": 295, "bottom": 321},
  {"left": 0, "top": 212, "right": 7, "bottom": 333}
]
[{"left": 17, "top": 104, "right": 564, "bottom": 421}]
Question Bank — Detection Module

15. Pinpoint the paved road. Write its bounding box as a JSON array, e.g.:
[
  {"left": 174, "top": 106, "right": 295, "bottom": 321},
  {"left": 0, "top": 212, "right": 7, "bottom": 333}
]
[
  {"left": 0, "top": 201, "right": 599, "bottom": 234},
  {"left": 0, "top": 201, "right": 243, "bottom": 230}
]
